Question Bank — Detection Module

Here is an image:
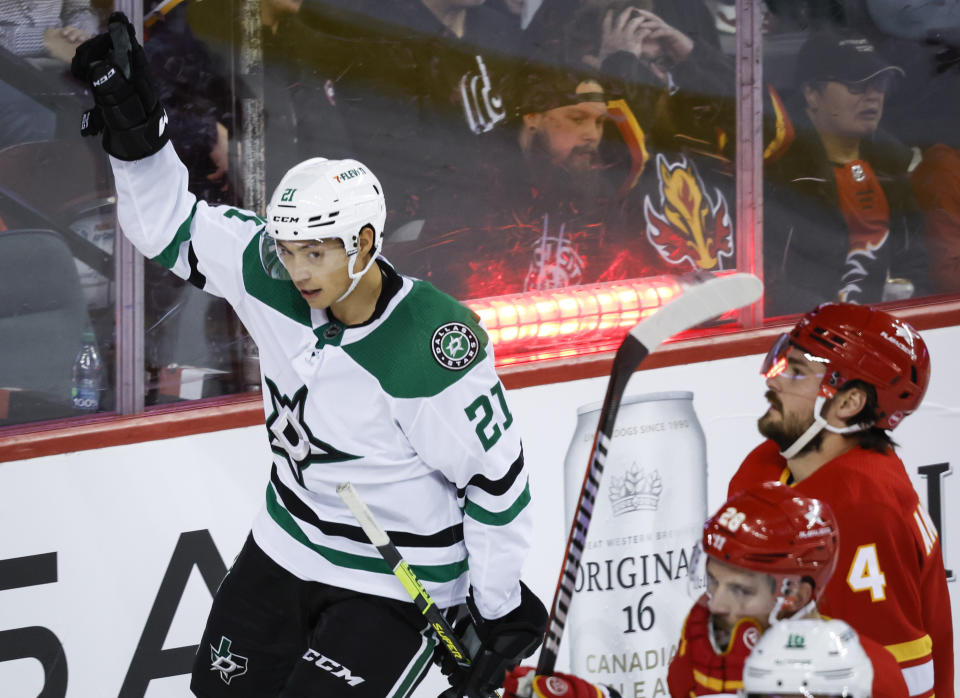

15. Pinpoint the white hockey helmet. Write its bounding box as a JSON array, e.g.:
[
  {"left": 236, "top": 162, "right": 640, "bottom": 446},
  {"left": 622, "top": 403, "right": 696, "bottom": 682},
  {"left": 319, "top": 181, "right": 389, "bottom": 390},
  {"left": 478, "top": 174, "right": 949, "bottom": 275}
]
[
  {"left": 741, "top": 619, "right": 873, "bottom": 698},
  {"left": 260, "top": 157, "right": 386, "bottom": 301}
]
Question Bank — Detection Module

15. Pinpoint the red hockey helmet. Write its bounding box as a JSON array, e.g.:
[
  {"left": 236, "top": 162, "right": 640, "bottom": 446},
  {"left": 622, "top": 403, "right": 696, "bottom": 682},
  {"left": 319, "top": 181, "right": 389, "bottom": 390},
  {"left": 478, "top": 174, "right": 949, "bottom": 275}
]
[
  {"left": 701, "top": 482, "right": 838, "bottom": 604},
  {"left": 762, "top": 303, "right": 930, "bottom": 429}
]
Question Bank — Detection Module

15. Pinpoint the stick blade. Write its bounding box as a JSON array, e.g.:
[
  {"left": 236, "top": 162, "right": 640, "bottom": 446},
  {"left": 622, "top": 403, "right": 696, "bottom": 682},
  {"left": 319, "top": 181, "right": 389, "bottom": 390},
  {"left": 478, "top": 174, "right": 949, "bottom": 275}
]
[{"left": 629, "top": 273, "right": 762, "bottom": 352}]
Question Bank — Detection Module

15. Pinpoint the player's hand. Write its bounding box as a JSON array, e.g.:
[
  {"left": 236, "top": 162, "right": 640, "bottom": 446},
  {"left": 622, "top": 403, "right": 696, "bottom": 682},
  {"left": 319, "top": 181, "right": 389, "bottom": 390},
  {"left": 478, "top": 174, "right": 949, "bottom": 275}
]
[
  {"left": 71, "top": 11, "right": 169, "bottom": 160},
  {"left": 437, "top": 582, "right": 547, "bottom": 698},
  {"left": 504, "top": 666, "right": 622, "bottom": 698}
]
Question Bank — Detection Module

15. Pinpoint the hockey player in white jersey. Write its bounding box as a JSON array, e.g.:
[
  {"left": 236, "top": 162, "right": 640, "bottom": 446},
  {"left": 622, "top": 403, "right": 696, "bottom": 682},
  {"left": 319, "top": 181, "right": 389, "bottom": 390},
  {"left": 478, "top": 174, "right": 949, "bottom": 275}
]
[{"left": 72, "top": 13, "right": 546, "bottom": 698}]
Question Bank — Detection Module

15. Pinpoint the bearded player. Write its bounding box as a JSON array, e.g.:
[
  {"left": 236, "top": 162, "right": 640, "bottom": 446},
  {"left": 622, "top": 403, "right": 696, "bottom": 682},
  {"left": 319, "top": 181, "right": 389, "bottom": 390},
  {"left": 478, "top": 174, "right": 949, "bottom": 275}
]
[{"left": 729, "top": 303, "right": 951, "bottom": 698}]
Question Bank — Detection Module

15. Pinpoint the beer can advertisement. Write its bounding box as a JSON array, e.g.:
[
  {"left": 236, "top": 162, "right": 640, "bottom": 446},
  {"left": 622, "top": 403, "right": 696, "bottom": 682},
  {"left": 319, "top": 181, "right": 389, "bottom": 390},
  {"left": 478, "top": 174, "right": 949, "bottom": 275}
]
[{"left": 563, "top": 391, "right": 707, "bottom": 698}]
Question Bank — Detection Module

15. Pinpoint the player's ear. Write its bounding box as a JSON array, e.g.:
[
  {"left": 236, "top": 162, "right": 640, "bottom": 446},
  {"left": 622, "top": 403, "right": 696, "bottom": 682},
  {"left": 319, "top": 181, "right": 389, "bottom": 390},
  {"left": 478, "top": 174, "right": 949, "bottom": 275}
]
[
  {"left": 833, "top": 385, "right": 868, "bottom": 421},
  {"left": 797, "top": 579, "right": 815, "bottom": 610},
  {"left": 357, "top": 225, "right": 375, "bottom": 263}
]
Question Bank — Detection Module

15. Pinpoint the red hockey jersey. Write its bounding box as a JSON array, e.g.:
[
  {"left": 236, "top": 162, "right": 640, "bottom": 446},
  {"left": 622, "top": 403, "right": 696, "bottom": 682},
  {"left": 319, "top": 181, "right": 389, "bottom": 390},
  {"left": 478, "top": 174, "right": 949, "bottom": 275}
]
[
  {"left": 728, "top": 441, "right": 953, "bottom": 698},
  {"left": 668, "top": 600, "right": 761, "bottom": 697}
]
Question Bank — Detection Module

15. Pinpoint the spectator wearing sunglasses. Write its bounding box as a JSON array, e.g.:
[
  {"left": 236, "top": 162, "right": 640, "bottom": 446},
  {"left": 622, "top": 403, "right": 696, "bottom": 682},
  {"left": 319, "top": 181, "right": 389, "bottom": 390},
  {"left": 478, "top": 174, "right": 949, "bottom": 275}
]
[{"left": 761, "top": 31, "right": 930, "bottom": 317}]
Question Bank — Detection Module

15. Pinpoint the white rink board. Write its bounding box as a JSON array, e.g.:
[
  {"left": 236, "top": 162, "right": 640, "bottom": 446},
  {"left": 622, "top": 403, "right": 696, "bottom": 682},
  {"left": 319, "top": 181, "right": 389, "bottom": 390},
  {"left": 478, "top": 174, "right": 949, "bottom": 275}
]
[{"left": 0, "top": 325, "right": 957, "bottom": 697}]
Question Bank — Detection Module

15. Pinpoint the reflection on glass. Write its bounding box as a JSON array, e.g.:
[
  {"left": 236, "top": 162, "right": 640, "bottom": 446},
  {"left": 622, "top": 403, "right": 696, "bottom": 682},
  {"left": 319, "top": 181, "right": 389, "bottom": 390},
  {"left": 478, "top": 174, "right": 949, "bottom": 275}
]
[
  {"left": 0, "top": 0, "right": 117, "bottom": 425},
  {"left": 761, "top": 2, "right": 960, "bottom": 316},
  {"left": 137, "top": 0, "right": 742, "bottom": 378}
]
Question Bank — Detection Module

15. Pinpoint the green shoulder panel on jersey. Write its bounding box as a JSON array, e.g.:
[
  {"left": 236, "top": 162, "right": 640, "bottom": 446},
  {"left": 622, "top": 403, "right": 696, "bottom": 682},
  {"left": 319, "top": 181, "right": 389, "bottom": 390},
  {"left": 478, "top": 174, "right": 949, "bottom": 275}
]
[
  {"left": 241, "top": 232, "right": 312, "bottom": 326},
  {"left": 152, "top": 200, "right": 198, "bottom": 269},
  {"left": 343, "top": 280, "right": 489, "bottom": 399}
]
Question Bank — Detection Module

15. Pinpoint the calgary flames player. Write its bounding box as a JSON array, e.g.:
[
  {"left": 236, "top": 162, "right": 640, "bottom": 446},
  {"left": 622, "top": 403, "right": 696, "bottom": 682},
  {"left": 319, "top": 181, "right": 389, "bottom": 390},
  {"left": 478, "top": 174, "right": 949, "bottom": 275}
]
[
  {"left": 667, "top": 481, "right": 906, "bottom": 698},
  {"left": 729, "top": 303, "right": 952, "bottom": 698}
]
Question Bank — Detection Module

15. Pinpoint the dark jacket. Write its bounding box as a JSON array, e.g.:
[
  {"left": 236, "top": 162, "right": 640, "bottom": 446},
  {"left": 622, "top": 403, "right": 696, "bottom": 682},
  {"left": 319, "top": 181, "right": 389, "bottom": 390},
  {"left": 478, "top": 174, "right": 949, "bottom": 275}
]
[{"left": 762, "top": 99, "right": 930, "bottom": 317}]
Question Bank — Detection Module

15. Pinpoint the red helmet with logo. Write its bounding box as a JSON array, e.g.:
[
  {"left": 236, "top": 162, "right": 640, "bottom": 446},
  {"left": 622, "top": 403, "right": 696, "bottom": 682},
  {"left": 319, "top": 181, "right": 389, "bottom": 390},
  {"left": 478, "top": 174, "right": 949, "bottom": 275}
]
[
  {"left": 702, "top": 482, "right": 838, "bottom": 603},
  {"left": 763, "top": 303, "right": 930, "bottom": 429}
]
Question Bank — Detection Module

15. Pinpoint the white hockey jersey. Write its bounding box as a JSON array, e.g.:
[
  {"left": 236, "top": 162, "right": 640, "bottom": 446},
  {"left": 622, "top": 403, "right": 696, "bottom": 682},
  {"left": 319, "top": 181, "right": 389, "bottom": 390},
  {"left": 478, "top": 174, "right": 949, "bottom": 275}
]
[{"left": 110, "top": 143, "right": 532, "bottom": 620}]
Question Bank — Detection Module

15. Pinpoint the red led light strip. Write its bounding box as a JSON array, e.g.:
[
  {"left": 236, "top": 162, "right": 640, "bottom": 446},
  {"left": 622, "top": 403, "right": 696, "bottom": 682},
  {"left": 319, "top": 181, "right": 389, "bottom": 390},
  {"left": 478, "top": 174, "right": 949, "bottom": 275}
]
[{"left": 465, "top": 276, "right": 685, "bottom": 366}]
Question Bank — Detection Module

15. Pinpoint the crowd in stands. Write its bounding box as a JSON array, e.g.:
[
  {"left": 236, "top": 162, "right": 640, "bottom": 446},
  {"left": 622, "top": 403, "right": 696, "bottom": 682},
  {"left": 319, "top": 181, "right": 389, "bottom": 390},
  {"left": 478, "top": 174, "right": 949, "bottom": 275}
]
[{"left": 2, "top": 0, "right": 960, "bottom": 420}]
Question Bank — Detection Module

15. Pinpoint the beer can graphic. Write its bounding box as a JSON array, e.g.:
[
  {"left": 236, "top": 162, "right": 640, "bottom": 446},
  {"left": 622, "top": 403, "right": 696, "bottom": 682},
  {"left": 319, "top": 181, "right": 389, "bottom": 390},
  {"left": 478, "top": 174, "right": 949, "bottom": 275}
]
[{"left": 563, "top": 391, "right": 707, "bottom": 698}]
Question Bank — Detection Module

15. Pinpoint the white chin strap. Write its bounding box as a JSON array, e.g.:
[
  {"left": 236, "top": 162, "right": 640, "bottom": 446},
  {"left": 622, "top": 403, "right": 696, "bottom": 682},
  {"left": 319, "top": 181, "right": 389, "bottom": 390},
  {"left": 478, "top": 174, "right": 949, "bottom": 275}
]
[
  {"left": 334, "top": 248, "right": 380, "bottom": 304},
  {"left": 779, "top": 395, "right": 870, "bottom": 459}
]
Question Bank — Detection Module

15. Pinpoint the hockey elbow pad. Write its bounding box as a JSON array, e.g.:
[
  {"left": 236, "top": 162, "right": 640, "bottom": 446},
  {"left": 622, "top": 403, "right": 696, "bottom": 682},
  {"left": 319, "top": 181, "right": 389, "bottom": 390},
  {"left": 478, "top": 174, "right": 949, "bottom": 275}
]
[{"left": 71, "top": 12, "right": 169, "bottom": 161}]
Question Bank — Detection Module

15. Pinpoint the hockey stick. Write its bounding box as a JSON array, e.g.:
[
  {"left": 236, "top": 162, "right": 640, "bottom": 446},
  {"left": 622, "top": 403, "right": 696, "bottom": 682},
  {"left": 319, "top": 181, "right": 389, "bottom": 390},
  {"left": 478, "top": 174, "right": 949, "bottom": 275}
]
[
  {"left": 536, "top": 272, "right": 763, "bottom": 675},
  {"left": 337, "top": 482, "right": 473, "bottom": 670}
]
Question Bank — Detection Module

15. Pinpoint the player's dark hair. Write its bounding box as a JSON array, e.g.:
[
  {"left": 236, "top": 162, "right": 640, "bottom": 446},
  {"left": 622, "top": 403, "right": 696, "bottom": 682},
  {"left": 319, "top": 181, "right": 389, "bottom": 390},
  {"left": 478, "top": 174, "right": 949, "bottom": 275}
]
[{"left": 839, "top": 379, "right": 896, "bottom": 453}]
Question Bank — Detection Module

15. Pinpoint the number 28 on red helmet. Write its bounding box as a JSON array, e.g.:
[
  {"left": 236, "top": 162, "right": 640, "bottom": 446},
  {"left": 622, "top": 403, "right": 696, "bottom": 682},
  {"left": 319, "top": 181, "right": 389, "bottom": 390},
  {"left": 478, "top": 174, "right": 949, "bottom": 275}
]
[
  {"left": 701, "top": 482, "right": 839, "bottom": 612},
  {"left": 761, "top": 302, "right": 930, "bottom": 429}
]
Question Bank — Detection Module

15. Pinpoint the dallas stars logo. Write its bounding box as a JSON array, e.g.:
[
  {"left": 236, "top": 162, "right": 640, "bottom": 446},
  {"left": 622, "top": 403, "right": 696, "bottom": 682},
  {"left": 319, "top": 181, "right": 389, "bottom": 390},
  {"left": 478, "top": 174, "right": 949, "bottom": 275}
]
[
  {"left": 210, "top": 636, "right": 248, "bottom": 685},
  {"left": 265, "top": 378, "right": 359, "bottom": 486},
  {"left": 431, "top": 322, "right": 480, "bottom": 370}
]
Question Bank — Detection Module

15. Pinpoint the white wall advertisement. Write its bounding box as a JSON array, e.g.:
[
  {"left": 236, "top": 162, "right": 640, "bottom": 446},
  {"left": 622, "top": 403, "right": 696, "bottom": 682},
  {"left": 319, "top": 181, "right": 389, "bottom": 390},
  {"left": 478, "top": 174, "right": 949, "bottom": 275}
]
[{"left": 1, "top": 325, "right": 957, "bottom": 697}]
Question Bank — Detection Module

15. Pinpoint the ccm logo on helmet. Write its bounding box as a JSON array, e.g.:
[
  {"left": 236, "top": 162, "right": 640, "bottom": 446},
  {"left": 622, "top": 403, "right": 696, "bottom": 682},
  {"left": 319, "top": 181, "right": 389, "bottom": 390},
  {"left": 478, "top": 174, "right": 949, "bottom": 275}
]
[
  {"left": 273, "top": 215, "right": 300, "bottom": 223},
  {"left": 301, "top": 649, "right": 365, "bottom": 687},
  {"left": 333, "top": 167, "right": 367, "bottom": 183}
]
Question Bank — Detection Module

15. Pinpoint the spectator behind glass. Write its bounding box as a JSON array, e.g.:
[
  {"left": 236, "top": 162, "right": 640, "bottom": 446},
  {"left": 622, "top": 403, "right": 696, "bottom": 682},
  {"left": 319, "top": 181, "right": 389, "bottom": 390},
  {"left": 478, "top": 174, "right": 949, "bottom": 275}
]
[
  {"left": 853, "top": 0, "right": 960, "bottom": 296},
  {"left": 303, "top": 0, "right": 524, "bottom": 233},
  {"left": 187, "top": 0, "right": 354, "bottom": 195},
  {"left": 561, "top": 1, "right": 735, "bottom": 176},
  {"left": 396, "top": 58, "right": 738, "bottom": 299},
  {"left": 0, "top": 0, "right": 97, "bottom": 63},
  {"left": 0, "top": 0, "right": 99, "bottom": 148},
  {"left": 762, "top": 32, "right": 930, "bottom": 316},
  {"left": 143, "top": 2, "right": 235, "bottom": 204},
  {"left": 392, "top": 64, "right": 644, "bottom": 298}
]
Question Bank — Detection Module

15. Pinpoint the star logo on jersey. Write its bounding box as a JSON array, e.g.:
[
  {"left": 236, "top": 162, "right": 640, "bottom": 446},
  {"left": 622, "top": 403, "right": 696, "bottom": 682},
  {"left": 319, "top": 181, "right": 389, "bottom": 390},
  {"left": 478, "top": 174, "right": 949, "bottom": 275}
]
[
  {"left": 432, "top": 322, "right": 480, "bottom": 370},
  {"left": 264, "top": 378, "right": 359, "bottom": 486},
  {"left": 210, "top": 636, "right": 248, "bottom": 685}
]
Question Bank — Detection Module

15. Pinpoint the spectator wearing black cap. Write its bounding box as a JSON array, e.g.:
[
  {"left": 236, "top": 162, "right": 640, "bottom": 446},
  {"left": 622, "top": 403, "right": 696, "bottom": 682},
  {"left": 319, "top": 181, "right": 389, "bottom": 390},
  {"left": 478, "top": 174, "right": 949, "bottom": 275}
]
[
  {"left": 391, "top": 61, "right": 737, "bottom": 299},
  {"left": 762, "top": 31, "right": 930, "bottom": 316},
  {"left": 387, "top": 65, "right": 654, "bottom": 298}
]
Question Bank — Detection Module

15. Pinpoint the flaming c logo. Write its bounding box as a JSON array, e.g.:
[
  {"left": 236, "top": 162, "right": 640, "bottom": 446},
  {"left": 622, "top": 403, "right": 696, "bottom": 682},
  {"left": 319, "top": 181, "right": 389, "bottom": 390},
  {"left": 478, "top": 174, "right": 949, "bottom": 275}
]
[{"left": 643, "top": 154, "right": 734, "bottom": 271}]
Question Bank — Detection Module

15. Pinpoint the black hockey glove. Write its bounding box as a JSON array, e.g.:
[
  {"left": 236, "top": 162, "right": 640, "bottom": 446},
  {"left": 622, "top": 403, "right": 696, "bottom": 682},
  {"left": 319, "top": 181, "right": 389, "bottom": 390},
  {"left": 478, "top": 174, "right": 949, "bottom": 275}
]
[
  {"left": 437, "top": 581, "right": 547, "bottom": 698},
  {"left": 70, "top": 12, "right": 169, "bottom": 161}
]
